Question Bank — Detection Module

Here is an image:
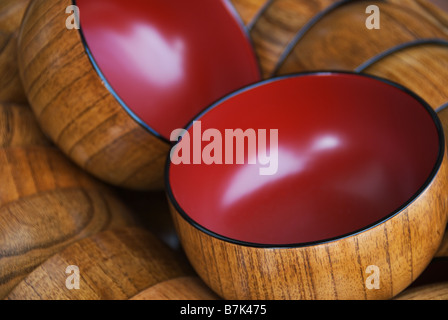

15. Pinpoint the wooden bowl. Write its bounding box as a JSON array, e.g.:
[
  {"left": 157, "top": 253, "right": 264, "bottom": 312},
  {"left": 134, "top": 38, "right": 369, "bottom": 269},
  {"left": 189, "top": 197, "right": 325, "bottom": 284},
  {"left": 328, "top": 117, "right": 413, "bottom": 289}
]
[
  {"left": 0, "top": 0, "right": 31, "bottom": 103},
  {"left": 358, "top": 39, "right": 448, "bottom": 110},
  {"left": 437, "top": 231, "right": 448, "bottom": 257},
  {"left": 0, "top": 102, "right": 134, "bottom": 298},
  {"left": 18, "top": 0, "right": 261, "bottom": 190},
  {"left": 0, "top": 103, "right": 49, "bottom": 147},
  {"left": 0, "top": 0, "right": 31, "bottom": 33},
  {"left": 6, "top": 228, "right": 218, "bottom": 300},
  {"left": 166, "top": 72, "right": 448, "bottom": 300},
  {"left": 395, "top": 282, "right": 448, "bottom": 299},
  {"left": 359, "top": 42, "right": 448, "bottom": 254},
  {"left": 248, "top": 0, "right": 342, "bottom": 77},
  {"left": 275, "top": 0, "right": 448, "bottom": 75},
  {"left": 0, "top": 146, "right": 135, "bottom": 298}
]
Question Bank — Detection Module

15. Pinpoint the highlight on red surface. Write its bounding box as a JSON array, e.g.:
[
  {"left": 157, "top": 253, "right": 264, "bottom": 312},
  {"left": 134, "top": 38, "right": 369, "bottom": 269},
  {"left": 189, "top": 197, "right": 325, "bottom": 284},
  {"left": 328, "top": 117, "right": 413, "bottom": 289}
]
[
  {"left": 167, "top": 72, "right": 443, "bottom": 246},
  {"left": 76, "top": 0, "right": 261, "bottom": 140}
]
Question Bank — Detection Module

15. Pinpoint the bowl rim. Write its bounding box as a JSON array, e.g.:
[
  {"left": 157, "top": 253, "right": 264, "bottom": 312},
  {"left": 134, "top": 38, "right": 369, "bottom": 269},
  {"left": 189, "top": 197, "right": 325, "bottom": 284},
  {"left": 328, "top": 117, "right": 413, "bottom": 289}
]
[
  {"left": 165, "top": 71, "right": 446, "bottom": 249},
  {"left": 355, "top": 38, "right": 448, "bottom": 73},
  {"left": 72, "top": 0, "right": 262, "bottom": 144},
  {"left": 272, "top": 0, "right": 354, "bottom": 76}
]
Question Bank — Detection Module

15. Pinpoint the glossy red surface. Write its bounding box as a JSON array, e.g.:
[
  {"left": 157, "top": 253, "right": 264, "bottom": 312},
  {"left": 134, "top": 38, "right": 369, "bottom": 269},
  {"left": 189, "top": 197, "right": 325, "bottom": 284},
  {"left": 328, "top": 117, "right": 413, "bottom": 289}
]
[
  {"left": 168, "top": 73, "right": 441, "bottom": 245},
  {"left": 77, "top": 0, "right": 261, "bottom": 139}
]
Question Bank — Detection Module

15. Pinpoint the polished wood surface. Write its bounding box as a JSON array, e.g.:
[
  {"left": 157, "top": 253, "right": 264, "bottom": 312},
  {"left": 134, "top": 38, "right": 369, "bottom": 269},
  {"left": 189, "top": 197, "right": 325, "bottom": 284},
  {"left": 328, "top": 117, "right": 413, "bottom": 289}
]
[
  {"left": 18, "top": 0, "right": 170, "bottom": 190},
  {"left": 0, "top": 146, "right": 134, "bottom": 298},
  {"left": 389, "top": 0, "right": 448, "bottom": 30},
  {"left": 436, "top": 230, "right": 448, "bottom": 257},
  {"left": 249, "top": 0, "right": 339, "bottom": 77},
  {"left": 130, "top": 276, "right": 219, "bottom": 300},
  {"left": 435, "top": 106, "right": 448, "bottom": 260},
  {"left": 0, "top": 0, "right": 30, "bottom": 103},
  {"left": 0, "top": 103, "right": 49, "bottom": 147},
  {"left": 275, "top": 0, "right": 448, "bottom": 75},
  {"left": 170, "top": 150, "right": 448, "bottom": 299},
  {"left": 395, "top": 282, "right": 448, "bottom": 300},
  {"left": 0, "top": 0, "right": 30, "bottom": 33},
  {"left": 7, "top": 228, "right": 217, "bottom": 300},
  {"left": 230, "top": 0, "right": 270, "bottom": 26},
  {"left": 0, "top": 102, "right": 135, "bottom": 298},
  {"left": 0, "top": 31, "right": 27, "bottom": 103},
  {"left": 359, "top": 41, "right": 448, "bottom": 110},
  {"left": 5, "top": 0, "right": 448, "bottom": 301}
]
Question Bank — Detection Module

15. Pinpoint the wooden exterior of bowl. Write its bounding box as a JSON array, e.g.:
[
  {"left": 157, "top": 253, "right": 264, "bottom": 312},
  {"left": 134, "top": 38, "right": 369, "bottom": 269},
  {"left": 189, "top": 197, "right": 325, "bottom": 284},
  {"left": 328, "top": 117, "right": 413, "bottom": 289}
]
[
  {"left": 18, "top": 0, "right": 170, "bottom": 190},
  {"left": 0, "top": 146, "right": 135, "bottom": 298},
  {"left": 275, "top": 0, "right": 448, "bottom": 75},
  {"left": 6, "top": 228, "right": 217, "bottom": 300},
  {"left": 394, "top": 282, "right": 448, "bottom": 300},
  {"left": 169, "top": 152, "right": 448, "bottom": 300},
  {"left": 0, "top": 102, "right": 135, "bottom": 298},
  {"left": 0, "top": 103, "right": 49, "bottom": 147},
  {"left": 359, "top": 41, "right": 448, "bottom": 110},
  {"left": 130, "top": 276, "right": 219, "bottom": 300},
  {"left": 0, "top": 0, "right": 31, "bottom": 103},
  {"left": 248, "top": 0, "right": 338, "bottom": 78},
  {"left": 436, "top": 232, "right": 448, "bottom": 257},
  {"left": 435, "top": 104, "right": 447, "bottom": 260},
  {"left": 0, "top": 0, "right": 31, "bottom": 33},
  {"left": 230, "top": 0, "right": 269, "bottom": 26}
]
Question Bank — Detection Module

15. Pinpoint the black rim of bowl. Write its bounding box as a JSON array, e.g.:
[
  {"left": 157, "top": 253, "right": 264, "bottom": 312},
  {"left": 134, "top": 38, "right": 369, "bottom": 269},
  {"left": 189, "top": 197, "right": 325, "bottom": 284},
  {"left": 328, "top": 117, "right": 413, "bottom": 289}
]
[
  {"left": 355, "top": 38, "right": 448, "bottom": 72},
  {"left": 165, "top": 71, "right": 446, "bottom": 249},
  {"left": 72, "top": 0, "right": 262, "bottom": 144}
]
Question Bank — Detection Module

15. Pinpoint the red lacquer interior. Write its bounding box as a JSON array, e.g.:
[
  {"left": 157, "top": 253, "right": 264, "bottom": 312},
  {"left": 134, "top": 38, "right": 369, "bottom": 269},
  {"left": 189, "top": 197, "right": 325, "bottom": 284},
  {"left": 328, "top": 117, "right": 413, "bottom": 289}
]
[
  {"left": 169, "top": 73, "right": 441, "bottom": 245},
  {"left": 76, "top": 0, "right": 261, "bottom": 139}
]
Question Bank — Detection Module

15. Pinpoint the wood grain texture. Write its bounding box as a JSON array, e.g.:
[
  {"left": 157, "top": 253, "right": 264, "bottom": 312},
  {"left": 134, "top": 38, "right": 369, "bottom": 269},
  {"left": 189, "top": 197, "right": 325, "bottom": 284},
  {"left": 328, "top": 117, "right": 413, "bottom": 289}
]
[
  {"left": 6, "top": 228, "right": 205, "bottom": 300},
  {"left": 390, "top": 0, "right": 448, "bottom": 30},
  {"left": 0, "top": 146, "right": 135, "bottom": 298},
  {"left": 18, "top": 0, "right": 170, "bottom": 190},
  {"left": 0, "top": 0, "right": 31, "bottom": 103},
  {"left": 359, "top": 42, "right": 448, "bottom": 110},
  {"left": 130, "top": 276, "right": 219, "bottom": 300},
  {"left": 249, "top": 0, "right": 339, "bottom": 77},
  {"left": 0, "top": 103, "right": 135, "bottom": 298},
  {"left": 275, "top": 0, "right": 448, "bottom": 75},
  {"left": 0, "top": 31, "right": 27, "bottom": 103},
  {"left": 394, "top": 282, "right": 448, "bottom": 299},
  {"left": 0, "top": 0, "right": 31, "bottom": 33},
  {"left": 170, "top": 152, "right": 448, "bottom": 299},
  {"left": 435, "top": 106, "right": 448, "bottom": 259},
  {"left": 230, "top": 0, "right": 270, "bottom": 26},
  {"left": 437, "top": 103, "right": 448, "bottom": 136},
  {"left": 0, "top": 102, "right": 49, "bottom": 147},
  {"left": 436, "top": 229, "right": 448, "bottom": 257}
]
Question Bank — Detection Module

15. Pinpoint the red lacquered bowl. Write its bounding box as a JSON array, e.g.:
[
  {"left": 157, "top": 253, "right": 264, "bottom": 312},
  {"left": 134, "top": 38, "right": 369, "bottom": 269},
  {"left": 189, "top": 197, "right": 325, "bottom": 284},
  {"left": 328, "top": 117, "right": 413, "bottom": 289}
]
[
  {"left": 18, "top": 0, "right": 260, "bottom": 190},
  {"left": 167, "top": 72, "right": 448, "bottom": 300}
]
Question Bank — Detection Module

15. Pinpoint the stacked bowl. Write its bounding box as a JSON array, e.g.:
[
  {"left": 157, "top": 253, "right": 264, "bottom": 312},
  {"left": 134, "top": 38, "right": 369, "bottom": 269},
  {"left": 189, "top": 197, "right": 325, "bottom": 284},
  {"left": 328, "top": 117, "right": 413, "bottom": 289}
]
[{"left": 0, "top": 0, "right": 447, "bottom": 300}]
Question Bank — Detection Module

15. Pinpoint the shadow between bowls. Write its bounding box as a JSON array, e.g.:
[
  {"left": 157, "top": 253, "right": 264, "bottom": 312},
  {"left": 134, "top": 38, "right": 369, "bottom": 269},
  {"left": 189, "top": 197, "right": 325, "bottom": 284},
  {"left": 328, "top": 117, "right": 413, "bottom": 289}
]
[{"left": 165, "top": 71, "right": 448, "bottom": 300}]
